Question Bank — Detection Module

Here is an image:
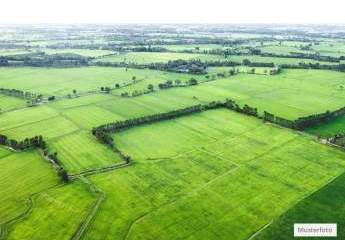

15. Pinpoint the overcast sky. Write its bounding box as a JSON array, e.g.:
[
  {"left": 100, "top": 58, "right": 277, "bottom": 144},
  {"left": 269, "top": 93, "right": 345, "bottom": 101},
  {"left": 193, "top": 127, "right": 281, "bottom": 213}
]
[{"left": 1, "top": 0, "right": 344, "bottom": 24}]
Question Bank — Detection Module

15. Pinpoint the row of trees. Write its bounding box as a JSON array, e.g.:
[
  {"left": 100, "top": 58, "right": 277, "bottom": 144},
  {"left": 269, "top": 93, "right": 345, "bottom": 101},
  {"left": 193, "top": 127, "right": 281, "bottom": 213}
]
[
  {"left": 92, "top": 99, "right": 259, "bottom": 142},
  {"left": 0, "top": 88, "right": 42, "bottom": 100},
  {"left": 263, "top": 106, "right": 345, "bottom": 130},
  {"left": 0, "top": 53, "right": 89, "bottom": 67},
  {"left": 0, "top": 134, "right": 69, "bottom": 183}
]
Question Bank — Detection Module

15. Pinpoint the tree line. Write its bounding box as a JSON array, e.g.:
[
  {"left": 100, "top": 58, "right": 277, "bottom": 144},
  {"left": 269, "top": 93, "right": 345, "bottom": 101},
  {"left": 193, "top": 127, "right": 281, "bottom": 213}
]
[
  {"left": 263, "top": 106, "right": 345, "bottom": 130},
  {"left": 92, "top": 99, "right": 259, "bottom": 144}
]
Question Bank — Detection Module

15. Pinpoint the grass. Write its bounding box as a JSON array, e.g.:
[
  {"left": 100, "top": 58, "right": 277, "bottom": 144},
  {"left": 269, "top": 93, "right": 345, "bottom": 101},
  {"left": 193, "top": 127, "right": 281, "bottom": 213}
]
[
  {"left": 257, "top": 172, "right": 345, "bottom": 240},
  {"left": 6, "top": 181, "right": 96, "bottom": 240},
  {"left": 0, "top": 150, "right": 58, "bottom": 225},
  {"left": 84, "top": 109, "right": 345, "bottom": 240},
  {"left": 49, "top": 130, "right": 123, "bottom": 174}
]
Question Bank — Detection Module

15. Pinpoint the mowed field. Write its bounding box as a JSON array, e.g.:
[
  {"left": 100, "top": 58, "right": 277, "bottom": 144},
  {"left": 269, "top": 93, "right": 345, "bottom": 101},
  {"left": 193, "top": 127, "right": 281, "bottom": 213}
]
[{"left": 82, "top": 109, "right": 345, "bottom": 240}]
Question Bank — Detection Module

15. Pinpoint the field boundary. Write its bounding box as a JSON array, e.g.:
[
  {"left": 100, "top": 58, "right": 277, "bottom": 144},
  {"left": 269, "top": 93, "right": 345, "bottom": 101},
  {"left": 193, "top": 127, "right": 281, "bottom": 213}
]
[{"left": 70, "top": 177, "right": 106, "bottom": 240}]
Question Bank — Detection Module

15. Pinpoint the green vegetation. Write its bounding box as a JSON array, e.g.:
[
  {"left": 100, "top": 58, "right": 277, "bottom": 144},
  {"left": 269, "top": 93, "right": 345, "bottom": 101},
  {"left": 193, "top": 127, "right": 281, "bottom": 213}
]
[
  {"left": 49, "top": 130, "right": 123, "bottom": 174},
  {"left": 307, "top": 115, "right": 345, "bottom": 137},
  {"left": 85, "top": 109, "right": 345, "bottom": 240},
  {"left": 6, "top": 181, "right": 96, "bottom": 240},
  {"left": 96, "top": 52, "right": 223, "bottom": 64},
  {"left": 257, "top": 172, "right": 345, "bottom": 240},
  {"left": 0, "top": 150, "right": 58, "bottom": 225},
  {"left": 0, "top": 67, "right": 206, "bottom": 96},
  {"left": 2, "top": 24, "right": 345, "bottom": 240}
]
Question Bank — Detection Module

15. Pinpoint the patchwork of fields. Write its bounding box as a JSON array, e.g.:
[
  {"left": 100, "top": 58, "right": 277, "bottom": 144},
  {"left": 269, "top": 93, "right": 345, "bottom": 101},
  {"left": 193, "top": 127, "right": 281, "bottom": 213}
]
[
  {"left": 86, "top": 109, "right": 345, "bottom": 239},
  {"left": 1, "top": 25, "right": 345, "bottom": 240}
]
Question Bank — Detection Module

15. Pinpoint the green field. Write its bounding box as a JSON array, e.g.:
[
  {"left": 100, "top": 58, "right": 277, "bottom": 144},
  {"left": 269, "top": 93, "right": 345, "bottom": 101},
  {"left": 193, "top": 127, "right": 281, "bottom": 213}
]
[
  {"left": 84, "top": 109, "right": 345, "bottom": 240},
  {"left": 0, "top": 68, "right": 344, "bottom": 176},
  {"left": 49, "top": 130, "right": 123, "bottom": 174},
  {"left": 2, "top": 25, "right": 345, "bottom": 240},
  {"left": 0, "top": 95, "right": 26, "bottom": 112},
  {"left": 6, "top": 181, "right": 96, "bottom": 240},
  {"left": 0, "top": 67, "right": 207, "bottom": 96},
  {"left": 257, "top": 172, "right": 345, "bottom": 239},
  {"left": 96, "top": 52, "right": 225, "bottom": 64},
  {"left": 43, "top": 48, "right": 115, "bottom": 57},
  {"left": 0, "top": 150, "right": 58, "bottom": 225}
]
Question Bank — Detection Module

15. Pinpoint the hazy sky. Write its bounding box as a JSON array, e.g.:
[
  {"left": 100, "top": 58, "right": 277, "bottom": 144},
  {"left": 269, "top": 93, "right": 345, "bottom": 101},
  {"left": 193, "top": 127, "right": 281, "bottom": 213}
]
[{"left": 1, "top": 0, "right": 345, "bottom": 24}]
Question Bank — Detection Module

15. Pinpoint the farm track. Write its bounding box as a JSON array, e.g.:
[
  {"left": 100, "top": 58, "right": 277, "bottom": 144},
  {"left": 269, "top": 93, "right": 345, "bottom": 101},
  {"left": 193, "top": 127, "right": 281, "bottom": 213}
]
[
  {"left": 69, "top": 161, "right": 132, "bottom": 179},
  {"left": 70, "top": 177, "right": 106, "bottom": 240}
]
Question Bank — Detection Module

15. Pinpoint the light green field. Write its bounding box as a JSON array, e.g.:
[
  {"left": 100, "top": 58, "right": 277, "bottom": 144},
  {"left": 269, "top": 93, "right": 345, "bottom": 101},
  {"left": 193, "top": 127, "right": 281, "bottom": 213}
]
[
  {"left": 258, "top": 45, "right": 312, "bottom": 55},
  {"left": 0, "top": 150, "right": 58, "bottom": 225},
  {"left": 49, "top": 130, "right": 123, "bottom": 174},
  {"left": 2, "top": 116, "right": 79, "bottom": 140},
  {"left": 0, "top": 67, "right": 208, "bottom": 96},
  {"left": 229, "top": 55, "right": 338, "bottom": 65},
  {"left": 84, "top": 109, "right": 345, "bottom": 240},
  {"left": 312, "top": 41, "right": 345, "bottom": 57},
  {"left": 0, "top": 95, "right": 26, "bottom": 111},
  {"left": 6, "top": 181, "right": 96, "bottom": 240},
  {"left": 156, "top": 44, "right": 224, "bottom": 52},
  {"left": 61, "top": 105, "right": 125, "bottom": 129},
  {"left": 0, "top": 68, "right": 344, "bottom": 176},
  {"left": 43, "top": 48, "right": 114, "bottom": 57},
  {"left": 99, "top": 69, "right": 345, "bottom": 120},
  {"left": 0, "top": 106, "right": 59, "bottom": 132},
  {"left": 96, "top": 52, "right": 225, "bottom": 64}
]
